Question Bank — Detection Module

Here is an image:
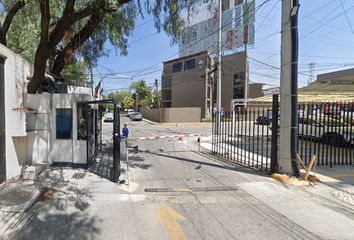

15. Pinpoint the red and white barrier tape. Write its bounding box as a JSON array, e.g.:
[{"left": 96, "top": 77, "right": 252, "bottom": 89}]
[{"left": 125, "top": 134, "right": 200, "bottom": 141}]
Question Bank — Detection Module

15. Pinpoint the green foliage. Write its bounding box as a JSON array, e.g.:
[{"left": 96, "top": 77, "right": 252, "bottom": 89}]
[
  {"left": 1, "top": 0, "right": 210, "bottom": 92},
  {"left": 129, "top": 79, "right": 152, "bottom": 106},
  {"left": 123, "top": 96, "right": 134, "bottom": 109}
]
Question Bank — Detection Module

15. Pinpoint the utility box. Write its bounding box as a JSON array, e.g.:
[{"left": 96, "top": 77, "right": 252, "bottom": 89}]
[{"left": 120, "top": 137, "right": 127, "bottom": 156}]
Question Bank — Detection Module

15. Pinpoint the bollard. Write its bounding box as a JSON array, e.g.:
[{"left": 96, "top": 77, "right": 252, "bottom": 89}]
[
  {"left": 179, "top": 131, "right": 183, "bottom": 140},
  {"left": 127, "top": 149, "right": 130, "bottom": 186},
  {"left": 198, "top": 137, "right": 201, "bottom": 152}
]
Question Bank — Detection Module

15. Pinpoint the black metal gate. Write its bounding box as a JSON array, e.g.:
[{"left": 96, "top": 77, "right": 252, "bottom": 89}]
[
  {"left": 78, "top": 99, "right": 120, "bottom": 182},
  {"left": 0, "top": 57, "right": 5, "bottom": 183},
  {"left": 211, "top": 96, "right": 354, "bottom": 173}
]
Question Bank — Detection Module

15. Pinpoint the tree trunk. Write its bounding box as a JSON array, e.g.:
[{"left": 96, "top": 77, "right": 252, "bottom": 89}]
[{"left": 27, "top": 0, "right": 50, "bottom": 94}]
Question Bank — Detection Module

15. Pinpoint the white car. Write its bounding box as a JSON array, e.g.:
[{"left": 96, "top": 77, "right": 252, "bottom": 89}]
[
  {"left": 103, "top": 113, "right": 113, "bottom": 122},
  {"left": 127, "top": 109, "right": 135, "bottom": 118}
]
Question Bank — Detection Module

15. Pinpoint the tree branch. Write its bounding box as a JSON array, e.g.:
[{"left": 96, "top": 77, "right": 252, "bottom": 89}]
[
  {"left": 0, "top": 0, "right": 25, "bottom": 45},
  {"left": 51, "top": 14, "right": 103, "bottom": 75}
]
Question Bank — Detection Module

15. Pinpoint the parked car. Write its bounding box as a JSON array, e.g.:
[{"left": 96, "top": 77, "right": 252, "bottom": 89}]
[
  {"left": 127, "top": 109, "right": 135, "bottom": 118},
  {"left": 256, "top": 112, "right": 280, "bottom": 125},
  {"left": 298, "top": 117, "right": 354, "bottom": 146},
  {"left": 322, "top": 106, "right": 341, "bottom": 115},
  {"left": 103, "top": 113, "right": 113, "bottom": 122},
  {"left": 131, "top": 112, "right": 142, "bottom": 121}
]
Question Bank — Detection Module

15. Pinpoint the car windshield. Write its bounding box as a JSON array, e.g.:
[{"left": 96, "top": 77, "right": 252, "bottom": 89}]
[{"left": 134, "top": 113, "right": 141, "bottom": 115}]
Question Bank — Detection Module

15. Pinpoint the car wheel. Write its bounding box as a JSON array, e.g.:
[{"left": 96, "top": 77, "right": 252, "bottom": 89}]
[{"left": 321, "top": 133, "right": 345, "bottom": 147}]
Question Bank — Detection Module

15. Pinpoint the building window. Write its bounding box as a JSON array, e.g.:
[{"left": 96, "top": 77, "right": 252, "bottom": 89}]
[
  {"left": 162, "top": 76, "right": 172, "bottom": 88},
  {"left": 234, "top": 71, "right": 245, "bottom": 85},
  {"left": 207, "top": 86, "right": 211, "bottom": 99},
  {"left": 173, "top": 62, "right": 182, "bottom": 73},
  {"left": 162, "top": 89, "right": 172, "bottom": 101},
  {"left": 233, "top": 87, "right": 244, "bottom": 99},
  {"left": 56, "top": 109, "right": 73, "bottom": 139},
  {"left": 184, "top": 58, "right": 195, "bottom": 70}
]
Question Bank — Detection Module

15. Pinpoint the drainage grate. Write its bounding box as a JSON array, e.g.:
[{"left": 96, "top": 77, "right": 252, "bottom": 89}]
[
  {"left": 0, "top": 187, "right": 37, "bottom": 206},
  {"left": 72, "top": 173, "right": 86, "bottom": 179}
]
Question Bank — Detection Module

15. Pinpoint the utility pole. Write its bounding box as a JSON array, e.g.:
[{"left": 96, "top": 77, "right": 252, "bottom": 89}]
[
  {"left": 155, "top": 79, "right": 162, "bottom": 123},
  {"left": 279, "top": 0, "right": 300, "bottom": 175},
  {"left": 216, "top": 0, "right": 222, "bottom": 136}
]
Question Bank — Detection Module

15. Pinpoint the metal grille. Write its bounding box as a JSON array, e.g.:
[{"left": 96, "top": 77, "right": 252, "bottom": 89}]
[
  {"left": 0, "top": 187, "right": 37, "bottom": 206},
  {"left": 72, "top": 173, "right": 85, "bottom": 179}
]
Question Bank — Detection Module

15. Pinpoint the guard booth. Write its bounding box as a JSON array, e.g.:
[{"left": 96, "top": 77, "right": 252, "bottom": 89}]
[{"left": 77, "top": 99, "right": 121, "bottom": 183}]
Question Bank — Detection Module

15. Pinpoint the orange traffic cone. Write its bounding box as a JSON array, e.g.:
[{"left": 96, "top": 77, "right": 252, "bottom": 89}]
[{"left": 179, "top": 131, "right": 183, "bottom": 140}]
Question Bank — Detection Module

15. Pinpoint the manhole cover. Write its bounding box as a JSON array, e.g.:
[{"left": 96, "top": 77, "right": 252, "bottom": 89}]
[
  {"left": 0, "top": 187, "right": 37, "bottom": 206},
  {"left": 332, "top": 190, "right": 354, "bottom": 206}
]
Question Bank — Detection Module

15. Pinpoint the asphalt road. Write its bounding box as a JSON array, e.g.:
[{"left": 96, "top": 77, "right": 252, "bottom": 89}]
[
  {"left": 98, "top": 115, "right": 320, "bottom": 240},
  {"left": 11, "top": 114, "right": 354, "bottom": 239}
]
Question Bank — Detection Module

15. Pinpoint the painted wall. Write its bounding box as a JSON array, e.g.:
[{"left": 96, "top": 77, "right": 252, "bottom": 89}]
[
  {"left": 1, "top": 44, "right": 93, "bottom": 181},
  {"left": 139, "top": 106, "right": 201, "bottom": 123},
  {"left": 1, "top": 44, "right": 34, "bottom": 179}
]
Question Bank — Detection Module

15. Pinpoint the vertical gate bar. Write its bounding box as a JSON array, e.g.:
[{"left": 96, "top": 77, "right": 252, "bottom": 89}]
[
  {"left": 241, "top": 107, "right": 244, "bottom": 164},
  {"left": 341, "top": 101, "right": 345, "bottom": 165},
  {"left": 313, "top": 102, "right": 319, "bottom": 166},
  {"left": 227, "top": 110, "right": 231, "bottom": 159},
  {"left": 348, "top": 101, "right": 354, "bottom": 164},
  {"left": 237, "top": 107, "right": 240, "bottom": 162},
  {"left": 321, "top": 102, "right": 325, "bottom": 165},
  {"left": 233, "top": 110, "right": 236, "bottom": 162},
  {"left": 256, "top": 107, "right": 260, "bottom": 168},
  {"left": 252, "top": 107, "right": 256, "bottom": 168},
  {"left": 248, "top": 107, "right": 252, "bottom": 167},
  {"left": 327, "top": 102, "right": 332, "bottom": 167},
  {"left": 246, "top": 108, "right": 249, "bottom": 166},
  {"left": 308, "top": 102, "right": 312, "bottom": 167},
  {"left": 350, "top": 101, "right": 354, "bottom": 165},
  {"left": 265, "top": 106, "right": 270, "bottom": 171},
  {"left": 261, "top": 107, "right": 264, "bottom": 168},
  {"left": 271, "top": 95, "right": 279, "bottom": 173}
]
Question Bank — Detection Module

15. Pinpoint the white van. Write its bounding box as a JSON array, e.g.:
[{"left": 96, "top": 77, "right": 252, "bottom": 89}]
[{"left": 127, "top": 109, "right": 135, "bottom": 118}]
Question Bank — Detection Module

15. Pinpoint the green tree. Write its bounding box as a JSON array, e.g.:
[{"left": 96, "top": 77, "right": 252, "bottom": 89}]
[
  {"left": 1, "top": 0, "right": 202, "bottom": 93},
  {"left": 129, "top": 79, "right": 152, "bottom": 107},
  {"left": 123, "top": 96, "right": 134, "bottom": 109}
]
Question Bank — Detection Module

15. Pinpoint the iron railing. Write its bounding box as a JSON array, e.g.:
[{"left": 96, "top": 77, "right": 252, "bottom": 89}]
[{"left": 211, "top": 99, "right": 354, "bottom": 172}]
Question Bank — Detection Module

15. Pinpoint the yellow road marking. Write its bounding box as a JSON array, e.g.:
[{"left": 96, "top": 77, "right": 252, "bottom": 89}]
[
  {"left": 151, "top": 132, "right": 158, "bottom": 136},
  {"left": 327, "top": 174, "right": 354, "bottom": 178},
  {"left": 153, "top": 203, "right": 187, "bottom": 240}
]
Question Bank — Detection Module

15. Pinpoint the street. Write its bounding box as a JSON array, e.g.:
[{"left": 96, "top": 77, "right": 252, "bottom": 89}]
[{"left": 6, "top": 115, "right": 354, "bottom": 240}]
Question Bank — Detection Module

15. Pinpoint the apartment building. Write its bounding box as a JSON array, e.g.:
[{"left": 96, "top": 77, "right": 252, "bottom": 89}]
[
  {"left": 161, "top": 51, "right": 261, "bottom": 117},
  {"left": 161, "top": 51, "right": 214, "bottom": 118}
]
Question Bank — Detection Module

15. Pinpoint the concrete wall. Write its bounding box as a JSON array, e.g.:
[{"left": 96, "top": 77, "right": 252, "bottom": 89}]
[
  {"left": 1, "top": 44, "right": 34, "bottom": 179},
  {"left": 0, "top": 43, "right": 93, "bottom": 181},
  {"left": 140, "top": 106, "right": 202, "bottom": 123}
]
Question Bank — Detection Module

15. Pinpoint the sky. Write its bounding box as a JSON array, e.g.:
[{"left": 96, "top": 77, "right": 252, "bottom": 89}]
[{"left": 95, "top": 0, "right": 354, "bottom": 95}]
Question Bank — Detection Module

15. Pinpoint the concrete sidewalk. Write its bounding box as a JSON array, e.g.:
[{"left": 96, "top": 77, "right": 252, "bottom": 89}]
[{"left": 0, "top": 135, "right": 354, "bottom": 239}]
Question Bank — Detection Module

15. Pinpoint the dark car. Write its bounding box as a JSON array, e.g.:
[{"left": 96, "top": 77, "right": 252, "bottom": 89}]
[{"left": 256, "top": 115, "right": 272, "bottom": 125}]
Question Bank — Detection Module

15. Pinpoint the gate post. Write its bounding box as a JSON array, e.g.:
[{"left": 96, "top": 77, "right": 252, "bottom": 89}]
[{"left": 270, "top": 94, "right": 279, "bottom": 173}]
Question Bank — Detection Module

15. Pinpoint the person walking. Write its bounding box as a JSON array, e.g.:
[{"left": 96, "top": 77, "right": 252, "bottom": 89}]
[{"left": 122, "top": 124, "right": 129, "bottom": 137}]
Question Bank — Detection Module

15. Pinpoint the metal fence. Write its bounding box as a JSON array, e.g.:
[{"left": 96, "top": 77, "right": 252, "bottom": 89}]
[
  {"left": 211, "top": 106, "right": 273, "bottom": 172},
  {"left": 211, "top": 99, "right": 354, "bottom": 173},
  {"left": 297, "top": 101, "right": 354, "bottom": 167}
]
